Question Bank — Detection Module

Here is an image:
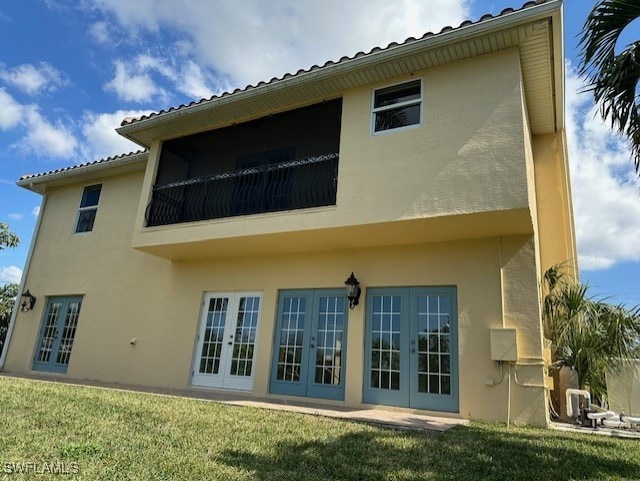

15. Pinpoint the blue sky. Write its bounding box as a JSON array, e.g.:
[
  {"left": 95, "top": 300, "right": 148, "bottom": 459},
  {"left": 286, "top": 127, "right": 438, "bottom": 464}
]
[{"left": 0, "top": 0, "right": 639, "bottom": 306}]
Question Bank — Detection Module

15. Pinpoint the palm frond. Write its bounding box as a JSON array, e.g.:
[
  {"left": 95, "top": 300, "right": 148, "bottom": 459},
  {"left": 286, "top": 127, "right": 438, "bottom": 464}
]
[
  {"left": 579, "top": 1, "right": 640, "bottom": 175},
  {"left": 579, "top": 0, "right": 640, "bottom": 75}
]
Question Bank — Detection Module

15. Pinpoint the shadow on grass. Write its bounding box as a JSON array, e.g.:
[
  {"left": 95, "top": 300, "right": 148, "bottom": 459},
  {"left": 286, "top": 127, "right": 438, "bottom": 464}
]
[{"left": 217, "top": 424, "right": 640, "bottom": 481}]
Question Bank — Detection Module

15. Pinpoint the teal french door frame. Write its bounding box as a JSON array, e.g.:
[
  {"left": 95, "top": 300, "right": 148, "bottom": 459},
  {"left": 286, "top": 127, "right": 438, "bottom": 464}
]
[
  {"left": 363, "top": 287, "right": 459, "bottom": 412},
  {"left": 33, "top": 296, "right": 83, "bottom": 374},
  {"left": 269, "top": 289, "right": 348, "bottom": 401}
]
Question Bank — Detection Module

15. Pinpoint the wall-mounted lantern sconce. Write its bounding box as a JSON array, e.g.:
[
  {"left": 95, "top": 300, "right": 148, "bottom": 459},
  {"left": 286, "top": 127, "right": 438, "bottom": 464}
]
[
  {"left": 345, "top": 272, "right": 361, "bottom": 309},
  {"left": 20, "top": 289, "right": 36, "bottom": 312}
]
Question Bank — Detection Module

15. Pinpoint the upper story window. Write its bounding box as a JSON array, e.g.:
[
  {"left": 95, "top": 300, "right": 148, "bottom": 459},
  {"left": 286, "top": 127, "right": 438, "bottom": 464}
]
[
  {"left": 75, "top": 184, "right": 102, "bottom": 234},
  {"left": 372, "top": 79, "right": 422, "bottom": 134}
]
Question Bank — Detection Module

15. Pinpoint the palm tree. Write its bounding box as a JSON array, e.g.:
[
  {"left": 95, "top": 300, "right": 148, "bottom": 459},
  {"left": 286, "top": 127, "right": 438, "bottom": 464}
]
[
  {"left": 579, "top": 0, "right": 640, "bottom": 175},
  {"left": 0, "top": 283, "right": 19, "bottom": 356},
  {"left": 0, "top": 223, "right": 19, "bottom": 250},
  {"left": 542, "top": 264, "right": 640, "bottom": 403}
]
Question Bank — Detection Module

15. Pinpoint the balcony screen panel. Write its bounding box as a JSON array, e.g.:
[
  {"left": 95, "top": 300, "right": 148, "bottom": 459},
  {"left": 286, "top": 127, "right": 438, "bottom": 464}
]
[{"left": 155, "top": 99, "right": 342, "bottom": 185}]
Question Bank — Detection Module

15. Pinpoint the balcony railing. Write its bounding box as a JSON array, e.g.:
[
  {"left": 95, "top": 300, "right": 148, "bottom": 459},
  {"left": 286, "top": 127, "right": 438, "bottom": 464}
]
[{"left": 146, "top": 153, "right": 339, "bottom": 227}]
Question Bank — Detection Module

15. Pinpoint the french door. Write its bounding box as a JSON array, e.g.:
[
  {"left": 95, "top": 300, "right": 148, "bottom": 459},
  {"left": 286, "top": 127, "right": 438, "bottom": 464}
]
[
  {"left": 192, "top": 292, "right": 262, "bottom": 391},
  {"left": 269, "top": 289, "right": 347, "bottom": 400},
  {"left": 33, "top": 296, "right": 83, "bottom": 373},
  {"left": 363, "top": 287, "right": 458, "bottom": 412}
]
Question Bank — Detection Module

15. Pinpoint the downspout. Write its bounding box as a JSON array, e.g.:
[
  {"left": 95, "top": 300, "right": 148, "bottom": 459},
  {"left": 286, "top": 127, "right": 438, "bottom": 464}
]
[
  {"left": 498, "top": 236, "right": 505, "bottom": 329},
  {"left": 0, "top": 193, "right": 47, "bottom": 370},
  {"left": 498, "top": 236, "right": 511, "bottom": 427}
]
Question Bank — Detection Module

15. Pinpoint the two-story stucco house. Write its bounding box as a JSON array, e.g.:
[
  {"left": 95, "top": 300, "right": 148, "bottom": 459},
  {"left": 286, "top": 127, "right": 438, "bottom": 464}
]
[{"left": 1, "top": 0, "right": 575, "bottom": 426}]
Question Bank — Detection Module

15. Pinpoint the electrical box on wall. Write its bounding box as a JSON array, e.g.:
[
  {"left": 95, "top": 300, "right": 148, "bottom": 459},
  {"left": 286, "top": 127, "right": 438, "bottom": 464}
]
[{"left": 490, "top": 328, "right": 518, "bottom": 362}]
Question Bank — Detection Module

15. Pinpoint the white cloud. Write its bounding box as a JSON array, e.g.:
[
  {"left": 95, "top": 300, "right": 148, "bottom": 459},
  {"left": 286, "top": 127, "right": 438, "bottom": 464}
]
[
  {"left": 0, "top": 266, "right": 22, "bottom": 284},
  {"left": 19, "top": 107, "right": 78, "bottom": 158},
  {"left": 136, "top": 54, "right": 174, "bottom": 79},
  {"left": 32, "top": 206, "right": 40, "bottom": 217},
  {"left": 565, "top": 64, "right": 640, "bottom": 271},
  {"left": 0, "top": 62, "right": 69, "bottom": 96},
  {"left": 0, "top": 88, "right": 24, "bottom": 129},
  {"left": 7, "top": 213, "right": 23, "bottom": 221},
  {"left": 89, "top": 0, "right": 470, "bottom": 87},
  {"left": 0, "top": 86, "right": 144, "bottom": 163},
  {"left": 103, "top": 54, "right": 228, "bottom": 104},
  {"left": 80, "top": 109, "right": 151, "bottom": 160},
  {"left": 89, "top": 21, "right": 111, "bottom": 44},
  {"left": 104, "top": 60, "right": 165, "bottom": 103},
  {"left": 176, "top": 61, "right": 220, "bottom": 99},
  {"left": 0, "top": 89, "right": 78, "bottom": 158}
]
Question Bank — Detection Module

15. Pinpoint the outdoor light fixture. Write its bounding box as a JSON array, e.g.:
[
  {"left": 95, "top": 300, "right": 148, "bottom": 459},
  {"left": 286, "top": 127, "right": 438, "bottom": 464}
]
[
  {"left": 20, "top": 289, "right": 36, "bottom": 312},
  {"left": 345, "top": 272, "right": 361, "bottom": 309}
]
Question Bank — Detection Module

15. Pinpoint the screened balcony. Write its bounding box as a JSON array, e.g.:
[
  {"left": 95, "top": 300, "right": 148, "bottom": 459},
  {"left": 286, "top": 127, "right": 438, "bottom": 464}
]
[{"left": 146, "top": 99, "right": 342, "bottom": 227}]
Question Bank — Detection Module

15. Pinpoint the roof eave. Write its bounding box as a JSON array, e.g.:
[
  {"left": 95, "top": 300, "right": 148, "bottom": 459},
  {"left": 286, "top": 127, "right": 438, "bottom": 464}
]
[
  {"left": 17, "top": 151, "right": 149, "bottom": 193},
  {"left": 116, "top": 0, "right": 564, "bottom": 146}
]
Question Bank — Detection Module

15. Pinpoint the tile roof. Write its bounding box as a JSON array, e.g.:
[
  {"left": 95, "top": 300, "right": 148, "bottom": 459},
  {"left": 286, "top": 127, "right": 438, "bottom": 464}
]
[
  {"left": 18, "top": 150, "right": 148, "bottom": 182},
  {"left": 120, "top": 0, "right": 550, "bottom": 127}
]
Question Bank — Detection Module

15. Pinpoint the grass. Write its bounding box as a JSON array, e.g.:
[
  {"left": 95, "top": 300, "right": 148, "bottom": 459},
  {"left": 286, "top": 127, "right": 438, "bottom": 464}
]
[{"left": 0, "top": 377, "right": 639, "bottom": 480}]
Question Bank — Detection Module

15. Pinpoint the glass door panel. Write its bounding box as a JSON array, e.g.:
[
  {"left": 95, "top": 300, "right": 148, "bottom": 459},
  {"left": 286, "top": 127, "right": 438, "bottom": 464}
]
[
  {"left": 224, "top": 296, "right": 261, "bottom": 390},
  {"left": 198, "top": 297, "right": 229, "bottom": 377},
  {"left": 363, "top": 289, "right": 409, "bottom": 407},
  {"left": 369, "top": 295, "right": 402, "bottom": 391},
  {"left": 416, "top": 294, "right": 452, "bottom": 395},
  {"left": 35, "top": 301, "right": 62, "bottom": 366},
  {"left": 56, "top": 300, "right": 81, "bottom": 366},
  {"left": 410, "top": 288, "right": 458, "bottom": 411},
  {"left": 307, "top": 295, "right": 346, "bottom": 400},
  {"left": 275, "top": 295, "right": 307, "bottom": 385}
]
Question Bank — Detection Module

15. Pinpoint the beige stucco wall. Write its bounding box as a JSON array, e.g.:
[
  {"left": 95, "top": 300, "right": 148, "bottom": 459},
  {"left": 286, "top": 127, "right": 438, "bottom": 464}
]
[
  {"left": 4, "top": 168, "right": 546, "bottom": 425},
  {"left": 532, "top": 132, "right": 577, "bottom": 274},
  {"left": 132, "top": 48, "right": 532, "bottom": 259}
]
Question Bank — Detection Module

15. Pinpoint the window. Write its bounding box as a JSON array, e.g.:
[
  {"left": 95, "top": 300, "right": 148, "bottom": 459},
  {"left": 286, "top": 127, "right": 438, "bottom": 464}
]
[
  {"left": 372, "top": 79, "right": 422, "bottom": 134},
  {"left": 75, "top": 184, "right": 101, "bottom": 233}
]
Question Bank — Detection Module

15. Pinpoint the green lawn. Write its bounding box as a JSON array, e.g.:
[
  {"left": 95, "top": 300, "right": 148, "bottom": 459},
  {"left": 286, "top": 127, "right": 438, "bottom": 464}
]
[{"left": 0, "top": 377, "right": 639, "bottom": 480}]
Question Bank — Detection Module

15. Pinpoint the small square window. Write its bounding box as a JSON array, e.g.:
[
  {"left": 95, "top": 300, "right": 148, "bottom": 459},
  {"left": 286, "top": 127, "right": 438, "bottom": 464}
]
[
  {"left": 372, "top": 79, "right": 422, "bottom": 134},
  {"left": 75, "top": 184, "right": 101, "bottom": 233}
]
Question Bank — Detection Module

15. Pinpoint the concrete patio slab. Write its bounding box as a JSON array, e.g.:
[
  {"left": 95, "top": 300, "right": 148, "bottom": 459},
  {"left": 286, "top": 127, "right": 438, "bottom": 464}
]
[{"left": 1, "top": 373, "right": 468, "bottom": 432}]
